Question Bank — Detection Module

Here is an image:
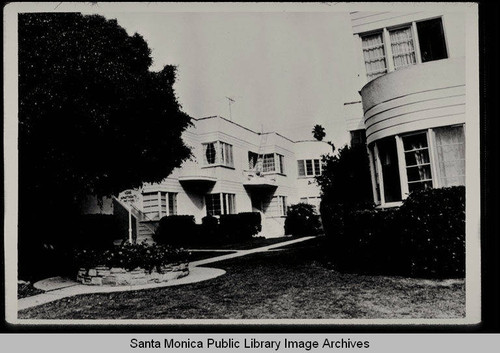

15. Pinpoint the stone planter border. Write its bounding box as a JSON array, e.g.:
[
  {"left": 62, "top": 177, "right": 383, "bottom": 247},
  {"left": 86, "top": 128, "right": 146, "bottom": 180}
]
[{"left": 76, "top": 262, "right": 189, "bottom": 286}]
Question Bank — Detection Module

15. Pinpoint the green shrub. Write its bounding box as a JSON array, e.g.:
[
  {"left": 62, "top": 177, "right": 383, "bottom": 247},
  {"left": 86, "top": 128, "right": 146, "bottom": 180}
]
[
  {"left": 200, "top": 215, "right": 220, "bottom": 243},
  {"left": 153, "top": 215, "right": 196, "bottom": 246},
  {"left": 321, "top": 186, "right": 465, "bottom": 278},
  {"left": 73, "top": 242, "right": 189, "bottom": 273},
  {"left": 284, "top": 203, "right": 322, "bottom": 237}
]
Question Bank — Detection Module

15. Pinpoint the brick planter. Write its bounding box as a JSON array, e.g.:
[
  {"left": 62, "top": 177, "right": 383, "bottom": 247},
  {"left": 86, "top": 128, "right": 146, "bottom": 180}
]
[{"left": 76, "top": 262, "right": 189, "bottom": 286}]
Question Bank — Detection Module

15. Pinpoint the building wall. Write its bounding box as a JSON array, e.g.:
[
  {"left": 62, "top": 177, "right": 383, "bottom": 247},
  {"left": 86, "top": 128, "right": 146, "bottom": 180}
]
[
  {"left": 129, "top": 116, "right": 330, "bottom": 237},
  {"left": 294, "top": 140, "right": 332, "bottom": 208},
  {"left": 345, "top": 11, "right": 467, "bottom": 207},
  {"left": 345, "top": 11, "right": 466, "bottom": 142},
  {"left": 361, "top": 57, "right": 465, "bottom": 145}
]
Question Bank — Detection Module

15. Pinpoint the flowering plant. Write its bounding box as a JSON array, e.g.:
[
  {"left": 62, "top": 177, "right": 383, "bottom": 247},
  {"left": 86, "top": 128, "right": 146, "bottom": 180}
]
[{"left": 74, "top": 242, "right": 189, "bottom": 273}]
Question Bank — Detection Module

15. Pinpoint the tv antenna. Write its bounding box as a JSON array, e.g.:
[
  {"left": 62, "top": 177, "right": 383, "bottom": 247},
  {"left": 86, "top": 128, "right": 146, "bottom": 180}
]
[{"left": 225, "top": 96, "right": 235, "bottom": 121}]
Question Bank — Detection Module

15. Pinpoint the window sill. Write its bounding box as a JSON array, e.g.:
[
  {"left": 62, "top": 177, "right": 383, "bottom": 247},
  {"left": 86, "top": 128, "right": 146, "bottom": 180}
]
[
  {"left": 261, "top": 172, "right": 286, "bottom": 177},
  {"left": 376, "top": 201, "right": 403, "bottom": 209},
  {"left": 297, "top": 176, "right": 319, "bottom": 179},
  {"left": 201, "top": 164, "right": 235, "bottom": 170}
]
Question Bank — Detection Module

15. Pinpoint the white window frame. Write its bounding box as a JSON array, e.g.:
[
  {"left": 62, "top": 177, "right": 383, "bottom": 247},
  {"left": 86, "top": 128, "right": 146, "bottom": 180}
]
[
  {"left": 277, "top": 196, "right": 287, "bottom": 217},
  {"left": 361, "top": 16, "right": 448, "bottom": 82},
  {"left": 142, "top": 191, "right": 177, "bottom": 219},
  {"left": 206, "top": 193, "right": 236, "bottom": 216},
  {"left": 297, "top": 159, "right": 322, "bottom": 177},
  {"left": 372, "top": 125, "right": 464, "bottom": 207},
  {"left": 202, "top": 141, "right": 234, "bottom": 168}
]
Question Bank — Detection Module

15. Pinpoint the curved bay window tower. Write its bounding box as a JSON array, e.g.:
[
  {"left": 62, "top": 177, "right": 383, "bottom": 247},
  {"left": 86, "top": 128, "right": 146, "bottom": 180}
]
[{"left": 345, "top": 12, "right": 466, "bottom": 207}]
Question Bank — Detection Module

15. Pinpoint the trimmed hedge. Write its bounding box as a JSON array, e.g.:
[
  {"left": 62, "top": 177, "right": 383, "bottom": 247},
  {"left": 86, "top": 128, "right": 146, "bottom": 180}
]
[
  {"left": 219, "top": 212, "right": 262, "bottom": 241},
  {"left": 284, "top": 203, "right": 322, "bottom": 237},
  {"left": 153, "top": 215, "right": 196, "bottom": 246},
  {"left": 154, "top": 212, "right": 262, "bottom": 246},
  {"left": 321, "top": 186, "right": 465, "bottom": 278}
]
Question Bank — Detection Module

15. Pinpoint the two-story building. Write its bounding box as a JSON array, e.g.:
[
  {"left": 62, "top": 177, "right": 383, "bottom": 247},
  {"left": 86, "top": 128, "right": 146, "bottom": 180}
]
[
  {"left": 113, "top": 115, "right": 331, "bottom": 242},
  {"left": 344, "top": 11, "right": 466, "bottom": 207}
]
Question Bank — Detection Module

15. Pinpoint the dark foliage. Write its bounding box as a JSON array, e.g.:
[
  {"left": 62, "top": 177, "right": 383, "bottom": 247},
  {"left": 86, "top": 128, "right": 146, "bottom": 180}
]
[
  {"left": 316, "top": 144, "right": 373, "bottom": 207},
  {"left": 18, "top": 13, "right": 192, "bottom": 279},
  {"left": 321, "top": 186, "right": 465, "bottom": 278},
  {"left": 153, "top": 215, "right": 197, "bottom": 246},
  {"left": 312, "top": 124, "right": 326, "bottom": 141},
  {"left": 73, "top": 242, "right": 189, "bottom": 273},
  {"left": 201, "top": 215, "right": 220, "bottom": 242},
  {"left": 73, "top": 214, "right": 122, "bottom": 250},
  {"left": 284, "top": 203, "right": 322, "bottom": 237},
  {"left": 238, "top": 212, "right": 263, "bottom": 239},
  {"left": 398, "top": 186, "right": 466, "bottom": 278}
]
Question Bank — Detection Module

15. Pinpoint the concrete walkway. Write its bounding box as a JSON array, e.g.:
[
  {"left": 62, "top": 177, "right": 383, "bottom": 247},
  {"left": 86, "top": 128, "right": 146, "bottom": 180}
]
[
  {"left": 189, "top": 236, "right": 315, "bottom": 267},
  {"left": 20, "top": 236, "right": 316, "bottom": 311}
]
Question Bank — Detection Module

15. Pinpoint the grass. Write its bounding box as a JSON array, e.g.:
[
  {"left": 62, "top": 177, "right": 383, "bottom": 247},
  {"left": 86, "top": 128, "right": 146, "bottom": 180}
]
[
  {"left": 18, "top": 237, "right": 465, "bottom": 320},
  {"left": 188, "top": 251, "right": 237, "bottom": 262},
  {"left": 186, "top": 236, "right": 297, "bottom": 250},
  {"left": 18, "top": 282, "right": 44, "bottom": 299}
]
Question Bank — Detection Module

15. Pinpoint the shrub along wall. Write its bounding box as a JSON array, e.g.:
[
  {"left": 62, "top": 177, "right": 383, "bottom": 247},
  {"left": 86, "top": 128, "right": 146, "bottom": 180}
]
[
  {"left": 284, "top": 203, "right": 322, "bottom": 237},
  {"left": 321, "top": 186, "right": 465, "bottom": 278},
  {"left": 153, "top": 212, "right": 262, "bottom": 246}
]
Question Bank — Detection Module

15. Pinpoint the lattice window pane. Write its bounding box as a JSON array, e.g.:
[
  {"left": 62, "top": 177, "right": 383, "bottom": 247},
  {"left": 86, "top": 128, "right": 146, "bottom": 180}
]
[
  {"left": 204, "top": 143, "right": 216, "bottom": 165},
  {"left": 305, "top": 160, "right": 314, "bottom": 176},
  {"left": 168, "top": 193, "right": 177, "bottom": 215},
  {"left": 362, "top": 32, "right": 387, "bottom": 81},
  {"left": 262, "top": 154, "right": 275, "bottom": 172},
  {"left": 390, "top": 26, "right": 416, "bottom": 70},
  {"left": 314, "top": 159, "right": 321, "bottom": 175},
  {"left": 402, "top": 133, "right": 433, "bottom": 192}
]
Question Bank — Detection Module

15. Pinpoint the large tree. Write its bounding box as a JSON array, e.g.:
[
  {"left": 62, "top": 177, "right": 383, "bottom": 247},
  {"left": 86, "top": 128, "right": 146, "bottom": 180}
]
[{"left": 18, "top": 13, "right": 192, "bottom": 278}]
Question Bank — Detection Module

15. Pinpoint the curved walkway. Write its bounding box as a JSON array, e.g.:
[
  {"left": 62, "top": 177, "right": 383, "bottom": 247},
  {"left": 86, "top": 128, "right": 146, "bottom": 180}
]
[{"left": 19, "top": 236, "right": 316, "bottom": 311}]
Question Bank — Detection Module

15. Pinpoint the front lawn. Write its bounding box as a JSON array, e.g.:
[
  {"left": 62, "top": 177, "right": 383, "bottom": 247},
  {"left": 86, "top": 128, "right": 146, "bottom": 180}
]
[
  {"left": 18, "top": 237, "right": 465, "bottom": 319},
  {"left": 187, "top": 236, "right": 298, "bottom": 250}
]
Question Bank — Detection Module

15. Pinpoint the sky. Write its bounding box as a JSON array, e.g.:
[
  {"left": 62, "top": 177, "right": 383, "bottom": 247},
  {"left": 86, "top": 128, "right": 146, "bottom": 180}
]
[{"left": 78, "top": 4, "right": 363, "bottom": 147}]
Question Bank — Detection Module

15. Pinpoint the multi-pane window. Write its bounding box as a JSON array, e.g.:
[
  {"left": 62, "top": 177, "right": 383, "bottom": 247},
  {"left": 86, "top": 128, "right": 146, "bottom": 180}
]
[
  {"left": 298, "top": 196, "right": 321, "bottom": 213},
  {"left": 402, "top": 132, "right": 433, "bottom": 193},
  {"left": 362, "top": 32, "right": 388, "bottom": 81},
  {"left": 277, "top": 196, "right": 287, "bottom": 216},
  {"left": 262, "top": 154, "right": 275, "bottom": 173},
  {"left": 142, "top": 191, "right": 177, "bottom": 220},
  {"left": 203, "top": 141, "right": 234, "bottom": 167},
  {"left": 297, "top": 159, "right": 322, "bottom": 177},
  {"left": 261, "top": 195, "right": 287, "bottom": 217},
  {"left": 361, "top": 18, "right": 447, "bottom": 82},
  {"left": 248, "top": 152, "right": 285, "bottom": 174},
  {"left": 370, "top": 125, "right": 465, "bottom": 206},
  {"left": 205, "top": 193, "right": 236, "bottom": 216},
  {"left": 389, "top": 26, "right": 416, "bottom": 70}
]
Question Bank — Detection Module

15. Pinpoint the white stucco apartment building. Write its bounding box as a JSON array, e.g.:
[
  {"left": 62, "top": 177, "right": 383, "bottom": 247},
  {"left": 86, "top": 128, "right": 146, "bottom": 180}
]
[
  {"left": 343, "top": 11, "right": 466, "bottom": 207},
  {"left": 114, "top": 115, "right": 331, "bottom": 241}
]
